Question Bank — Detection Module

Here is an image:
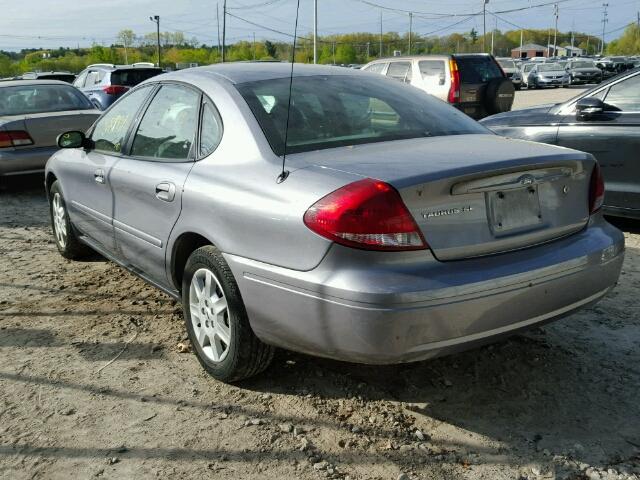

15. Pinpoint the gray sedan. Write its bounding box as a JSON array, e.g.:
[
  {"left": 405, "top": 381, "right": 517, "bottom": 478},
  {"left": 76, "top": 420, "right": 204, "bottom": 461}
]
[
  {"left": 0, "top": 80, "right": 100, "bottom": 178},
  {"left": 45, "top": 64, "right": 624, "bottom": 382}
]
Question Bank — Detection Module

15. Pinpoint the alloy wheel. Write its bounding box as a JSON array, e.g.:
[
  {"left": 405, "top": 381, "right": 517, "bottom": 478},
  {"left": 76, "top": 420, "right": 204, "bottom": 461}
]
[
  {"left": 52, "top": 193, "right": 67, "bottom": 248},
  {"left": 189, "top": 268, "right": 232, "bottom": 362}
]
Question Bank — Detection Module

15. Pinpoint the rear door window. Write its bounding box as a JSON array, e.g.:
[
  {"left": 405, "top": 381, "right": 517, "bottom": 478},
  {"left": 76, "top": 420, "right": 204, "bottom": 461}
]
[
  {"left": 130, "top": 84, "right": 200, "bottom": 160},
  {"left": 454, "top": 56, "right": 503, "bottom": 84},
  {"left": 386, "top": 62, "right": 412, "bottom": 83},
  {"left": 364, "top": 63, "right": 386, "bottom": 74},
  {"left": 111, "top": 69, "right": 162, "bottom": 87}
]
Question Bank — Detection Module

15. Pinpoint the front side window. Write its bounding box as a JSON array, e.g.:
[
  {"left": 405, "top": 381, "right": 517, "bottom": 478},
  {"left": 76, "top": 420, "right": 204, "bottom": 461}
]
[
  {"left": 91, "top": 86, "right": 153, "bottom": 154},
  {"left": 0, "top": 84, "right": 94, "bottom": 116},
  {"left": 237, "top": 74, "right": 487, "bottom": 156},
  {"left": 604, "top": 74, "right": 640, "bottom": 111},
  {"left": 130, "top": 84, "right": 200, "bottom": 160}
]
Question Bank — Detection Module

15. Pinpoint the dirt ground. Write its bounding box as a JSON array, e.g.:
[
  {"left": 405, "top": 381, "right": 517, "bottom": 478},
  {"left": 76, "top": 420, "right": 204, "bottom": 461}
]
[{"left": 1, "top": 175, "right": 639, "bottom": 480}]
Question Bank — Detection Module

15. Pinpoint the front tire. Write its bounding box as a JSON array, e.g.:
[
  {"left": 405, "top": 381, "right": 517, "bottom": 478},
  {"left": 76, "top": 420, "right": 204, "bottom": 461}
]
[
  {"left": 182, "top": 246, "right": 275, "bottom": 382},
  {"left": 49, "top": 181, "right": 91, "bottom": 259}
]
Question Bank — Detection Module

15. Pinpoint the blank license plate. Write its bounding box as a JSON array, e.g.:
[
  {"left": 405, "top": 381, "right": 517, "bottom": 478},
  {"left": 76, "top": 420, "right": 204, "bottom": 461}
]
[{"left": 488, "top": 186, "right": 542, "bottom": 235}]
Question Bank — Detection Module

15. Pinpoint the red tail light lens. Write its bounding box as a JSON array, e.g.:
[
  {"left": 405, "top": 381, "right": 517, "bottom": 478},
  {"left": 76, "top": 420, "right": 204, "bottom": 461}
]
[
  {"left": 448, "top": 58, "right": 460, "bottom": 104},
  {"left": 0, "top": 130, "right": 34, "bottom": 148},
  {"left": 303, "top": 178, "right": 427, "bottom": 251},
  {"left": 103, "top": 85, "right": 129, "bottom": 95},
  {"left": 589, "top": 162, "right": 605, "bottom": 214}
]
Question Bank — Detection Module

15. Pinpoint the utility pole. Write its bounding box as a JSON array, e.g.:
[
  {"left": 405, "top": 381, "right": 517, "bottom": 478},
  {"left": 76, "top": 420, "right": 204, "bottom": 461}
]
[
  {"left": 379, "top": 11, "right": 383, "bottom": 57},
  {"left": 149, "top": 15, "right": 161, "bottom": 67},
  {"left": 366, "top": 41, "right": 370, "bottom": 58},
  {"left": 519, "top": 29, "right": 523, "bottom": 58},
  {"left": 313, "top": 0, "right": 317, "bottom": 64},
  {"left": 552, "top": 3, "right": 558, "bottom": 57},
  {"left": 491, "top": 15, "right": 496, "bottom": 55},
  {"left": 408, "top": 12, "right": 413, "bottom": 55},
  {"left": 222, "top": 0, "right": 227, "bottom": 62},
  {"left": 216, "top": 3, "right": 221, "bottom": 58},
  {"left": 332, "top": 41, "right": 335, "bottom": 64},
  {"left": 586, "top": 35, "right": 590, "bottom": 54},
  {"left": 483, "top": 0, "right": 489, "bottom": 52},
  {"left": 601, "top": 3, "right": 608, "bottom": 55},
  {"left": 253, "top": 32, "right": 256, "bottom": 60},
  {"left": 547, "top": 28, "right": 551, "bottom": 56}
]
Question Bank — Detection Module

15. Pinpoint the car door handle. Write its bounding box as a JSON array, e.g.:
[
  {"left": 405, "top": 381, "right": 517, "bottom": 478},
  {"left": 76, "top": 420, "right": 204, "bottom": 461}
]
[
  {"left": 94, "top": 169, "right": 105, "bottom": 184},
  {"left": 155, "top": 182, "right": 176, "bottom": 202}
]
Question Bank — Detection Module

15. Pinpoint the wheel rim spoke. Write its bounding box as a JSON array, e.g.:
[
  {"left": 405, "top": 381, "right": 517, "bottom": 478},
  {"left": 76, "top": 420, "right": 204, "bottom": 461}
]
[{"left": 52, "top": 193, "right": 66, "bottom": 248}]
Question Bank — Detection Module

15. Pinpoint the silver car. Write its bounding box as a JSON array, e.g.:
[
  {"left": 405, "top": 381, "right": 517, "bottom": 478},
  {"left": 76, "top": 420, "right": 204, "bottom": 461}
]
[
  {"left": 0, "top": 80, "right": 100, "bottom": 178},
  {"left": 45, "top": 64, "right": 624, "bottom": 382}
]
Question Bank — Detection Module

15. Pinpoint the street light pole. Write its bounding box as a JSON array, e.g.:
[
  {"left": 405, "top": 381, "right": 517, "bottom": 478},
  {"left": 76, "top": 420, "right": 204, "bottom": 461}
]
[
  {"left": 313, "top": 0, "right": 317, "bottom": 64},
  {"left": 222, "top": 0, "right": 227, "bottom": 62},
  {"left": 483, "top": 0, "right": 489, "bottom": 53},
  {"left": 408, "top": 12, "right": 413, "bottom": 54},
  {"left": 552, "top": 3, "right": 558, "bottom": 57},
  {"left": 149, "top": 15, "right": 161, "bottom": 67},
  {"left": 601, "top": 3, "right": 609, "bottom": 55}
]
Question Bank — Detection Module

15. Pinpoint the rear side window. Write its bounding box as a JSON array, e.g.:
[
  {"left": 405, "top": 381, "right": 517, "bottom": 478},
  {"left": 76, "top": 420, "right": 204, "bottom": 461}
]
[
  {"left": 0, "top": 84, "right": 94, "bottom": 115},
  {"left": 604, "top": 74, "right": 640, "bottom": 111},
  {"left": 85, "top": 71, "right": 104, "bottom": 86},
  {"left": 131, "top": 84, "right": 200, "bottom": 160},
  {"left": 111, "top": 69, "right": 162, "bottom": 87},
  {"left": 199, "top": 100, "right": 223, "bottom": 157},
  {"left": 386, "top": 62, "right": 412, "bottom": 83},
  {"left": 418, "top": 61, "right": 445, "bottom": 79},
  {"left": 364, "top": 63, "right": 386, "bottom": 74},
  {"left": 454, "top": 56, "right": 503, "bottom": 83},
  {"left": 73, "top": 71, "right": 88, "bottom": 88},
  {"left": 91, "top": 86, "right": 153, "bottom": 154}
]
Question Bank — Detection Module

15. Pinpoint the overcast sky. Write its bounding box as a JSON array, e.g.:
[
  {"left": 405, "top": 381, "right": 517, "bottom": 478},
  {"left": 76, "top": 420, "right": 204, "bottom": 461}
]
[{"left": 0, "top": 0, "right": 637, "bottom": 51}]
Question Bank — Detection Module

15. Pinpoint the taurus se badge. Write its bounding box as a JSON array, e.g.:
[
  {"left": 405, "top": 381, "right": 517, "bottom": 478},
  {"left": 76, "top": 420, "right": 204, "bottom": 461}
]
[{"left": 422, "top": 206, "right": 473, "bottom": 219}]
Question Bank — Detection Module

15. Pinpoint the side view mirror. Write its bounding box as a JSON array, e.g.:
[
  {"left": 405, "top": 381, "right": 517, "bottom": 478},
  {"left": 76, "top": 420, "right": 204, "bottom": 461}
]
[
  {"left": 576, "top": 97, "right": 605, "bottom": 119},
  {"left": 57, "top": 131, "right": 90, "bottom": 149}
]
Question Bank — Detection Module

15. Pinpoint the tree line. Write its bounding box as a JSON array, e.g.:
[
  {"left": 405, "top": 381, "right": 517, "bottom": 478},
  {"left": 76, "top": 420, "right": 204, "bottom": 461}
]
[{"left": 1, "top": 24, "right": 638, "bottom": 78}]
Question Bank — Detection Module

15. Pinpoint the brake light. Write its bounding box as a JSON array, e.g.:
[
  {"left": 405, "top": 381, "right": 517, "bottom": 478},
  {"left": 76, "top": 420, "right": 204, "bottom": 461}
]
[
  {"left": 0, "top": 130, "right": 34, "bottom": 148},
  {"left": 448, "top": 58, "right": 460, "bottom": 104},
  {"left": 103, "top": 85, "right": 129, "bottom": 95},
  {"left": 303, "top": 178, "right": 427, "bottom": 251},
  {"left": 589, "top": 162, "right": 605, "bottom": 214}
]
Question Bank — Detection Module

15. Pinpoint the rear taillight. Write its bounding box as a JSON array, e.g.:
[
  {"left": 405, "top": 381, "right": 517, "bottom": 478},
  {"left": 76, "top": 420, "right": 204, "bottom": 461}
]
[
  {"left": 103, "top": 85, "right": 129, "bottom": 95},
  {"left": 589, "top": 162, "right": 605, "bottom": 214},
  {"left": 0, "top": 130, "right": 34, "bottom": 148},
  {"left": 448, "top": 58, "right": 460, "bottom": 104},
  {"left": 303, "top": 178, "right": 427, "bottom": 251}
]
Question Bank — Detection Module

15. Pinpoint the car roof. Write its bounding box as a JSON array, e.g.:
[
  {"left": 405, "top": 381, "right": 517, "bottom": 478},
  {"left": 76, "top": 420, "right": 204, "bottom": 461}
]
[
  {"left": 157, "top": 62, "right": 364, "bottom": 85},
  {"left": 0, "top": 79, "right": 76, "bottom": 87}
]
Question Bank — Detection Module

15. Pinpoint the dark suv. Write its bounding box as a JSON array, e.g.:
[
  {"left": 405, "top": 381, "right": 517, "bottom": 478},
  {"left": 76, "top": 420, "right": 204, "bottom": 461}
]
[
  {"left": 73, "top": 63, "right": 162, "bottom": 110},
  {"left": 20, "top": 71, "right": 76, "bottom": 83},
  {"left": 361, "top": 54, "right": 514, "bottom": 120}
]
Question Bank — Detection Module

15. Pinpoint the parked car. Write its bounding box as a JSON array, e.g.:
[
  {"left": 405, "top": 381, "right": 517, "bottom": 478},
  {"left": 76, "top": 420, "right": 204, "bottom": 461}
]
[
  {"left": 520, "top": 62, "right": 535, "bottom": 88},
  {"left": 19, "top": 71, "right": 76, "bottom": 83},
  {"left": 496, "top": 58, "right": 522, "bottom": 89},
  {"left": 73, "top": 63, "right": 163, "bottom": 110},
  {"left": 46, "top": 63, "right": 623, "bottom": 382},
  {"left": 481, "top": 68, "right": 640, "bottom": 219},
  {"left": 596, "top": 56, "right": 632, "bottom": 79},
  {"left": 0, "top": 80, "right": 100, "bottom": 178},
  {"left": 526, "top": 63, "right": 570, "bottom": 88},
  {"left": 565, "top": 59, "right": 603, "bottom": 85},
  {"left": 361, "top": 54, "right": 514, "bottom": 119}
]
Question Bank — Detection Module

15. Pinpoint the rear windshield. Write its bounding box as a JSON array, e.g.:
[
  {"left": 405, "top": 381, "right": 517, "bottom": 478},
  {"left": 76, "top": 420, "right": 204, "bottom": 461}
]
[
  {"left": 110, "top": 69, "right": 162, "bottom": 86},
  {"left": 236, "top": 74, "right": 487, "bottom": 156},
  {"left": 37, "top": 74, "right": 76, "bottom": 83},
  {"left": 538, "top": 64, "right": 564, "bottom": 72},
  {"left": 0, "top": 84, "right": 94, "bottom": 115},
  {"left": 454, "top": 56, "right": 503, "bottom": 83},
  {"left": 570, "top": 61, "right": 595, "bottom": 69}
]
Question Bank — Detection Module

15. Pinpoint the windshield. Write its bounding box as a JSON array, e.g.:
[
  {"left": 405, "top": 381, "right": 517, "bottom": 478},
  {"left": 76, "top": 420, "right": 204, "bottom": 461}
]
[
  {"left": 570, "top": 61, "right": 595, "bottom": 69},
  {"left": 498, "top": 59, "right": 516, "bottom": 69},
  {"left": 538, "top": 64, "right": 564, "bottom": 72},
  {"left": 0, "top": 84, "right": 94, "bottom": 115},
  {"left": 237, "top": 75, "right": 487, "bottom": 156},
  {"left": 523, "top": 64, "right": 534, "bottom": 72}
]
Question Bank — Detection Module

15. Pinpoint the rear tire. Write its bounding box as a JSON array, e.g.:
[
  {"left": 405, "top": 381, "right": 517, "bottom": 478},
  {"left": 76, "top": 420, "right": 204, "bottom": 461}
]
[
  {"left": 182, "top": 245, "right": 275, "bottom": 383},
  {"left": 49, "top": 181, "right": 92, "bottom": 260}
]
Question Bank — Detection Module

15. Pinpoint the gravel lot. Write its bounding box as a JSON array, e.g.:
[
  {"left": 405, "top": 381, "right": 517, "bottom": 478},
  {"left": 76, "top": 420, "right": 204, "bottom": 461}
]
[{"left": 1, "top": 87, "right": 639, "bottom": 480}]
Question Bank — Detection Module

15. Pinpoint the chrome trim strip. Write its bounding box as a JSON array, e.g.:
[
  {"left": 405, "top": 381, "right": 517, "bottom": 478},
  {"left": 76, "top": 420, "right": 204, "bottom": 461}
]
[
  {"left": 113, "top": 220, "right": 162, "bottom": 248},
  {"left": 70, "top": 200, "right": 112, "bottom": 227}
]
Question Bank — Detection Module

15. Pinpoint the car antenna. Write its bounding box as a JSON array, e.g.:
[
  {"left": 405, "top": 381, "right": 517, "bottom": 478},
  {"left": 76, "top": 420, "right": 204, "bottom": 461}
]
[{"left": 276, "top": 0, "right": 301, "bottom": 184}]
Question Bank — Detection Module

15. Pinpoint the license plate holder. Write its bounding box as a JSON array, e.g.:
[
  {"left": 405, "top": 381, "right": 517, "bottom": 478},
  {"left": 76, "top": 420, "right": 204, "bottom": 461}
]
[{"left": 488, "top": 186, "right": 543, "bottom": 235}]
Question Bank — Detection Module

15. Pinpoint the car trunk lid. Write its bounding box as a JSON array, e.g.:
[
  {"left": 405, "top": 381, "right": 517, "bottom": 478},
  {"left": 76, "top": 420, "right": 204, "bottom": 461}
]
[
  {"left": 10, "top": 111, "right": 99, "bottom": 147},
  {"left": 294, "top": 134, "right": 593, "bottom": 261}
]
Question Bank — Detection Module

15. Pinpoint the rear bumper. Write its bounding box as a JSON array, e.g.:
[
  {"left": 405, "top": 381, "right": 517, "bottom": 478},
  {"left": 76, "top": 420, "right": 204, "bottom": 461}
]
[
  {"left": 0, "top": 146, "right": 57, "bottom": 176},
  {"left": 225, "top": 215, "right": 624, "bottom": 364}
]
